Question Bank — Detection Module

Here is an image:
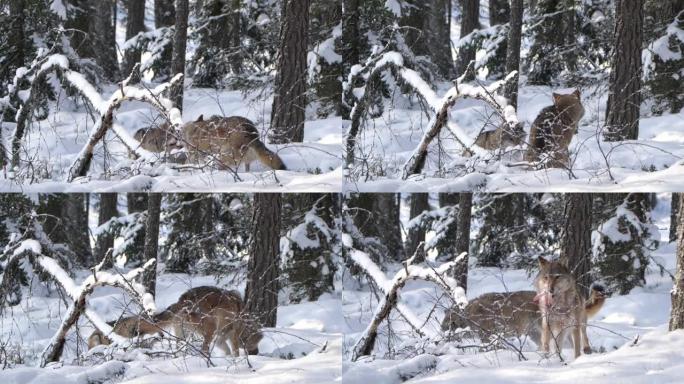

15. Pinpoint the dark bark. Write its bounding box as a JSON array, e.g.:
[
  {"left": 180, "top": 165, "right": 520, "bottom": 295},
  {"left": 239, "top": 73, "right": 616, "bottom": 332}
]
[
  {"left": 246, "top": 193, "right": 282, "bottom": 328},
  {"left": 671, "top": 193, "right": 684, "bottom": 331},
  {"left": 605, "top": 0, "right": 643, "bottom": 141},
  {"left": 154, "top": 0, "right": 176, "bottom": 80},
  {"left": 407, "top": 193, "right": 430, "bottom": 261},
  {"left": 564, "top": 0, "right": 577, "bottom": 71},
  {"left": 94, "top": 193, "right": 118, "bottom": 266},
  {"left": 143, "top": 193, "right": 162, "bottom": 297},
  {"left": 489, "top": 0, "right": 510, "bottom": 25},
  {"left": 341, "top": 0, "right": 359, "bottom": 119},
  {"left": 123, "top": 0, "right": 146, "bottom": 81},
  {"left": 455, "top": 0, "right": 480, "bottom": 79},
  {"left": 270, "top": 0, "right": 310, "bottom": 143},
  {"left": 171, "top": 0, "right": 189, "bottom": 110},
  {"left": 127, "top": 193, "right": 148, "bottom": 265},
  {"left": 65, "top": 0, "right": 94, "bottom": 58},
  {"left": 672, "top": 193, "right": 681, "bottom": 242},
  {"left": 92, "top": 0, "right": 118, "bottom": 81},
  {"left": 560, "top": 193, "right": 592, "bottom": 298},
  {"left": 504, "top": 0, "right": 524, "bottom": 108},
  {"left": 63, "top": 194, "right": 92, "bottom": 267},
  {"left": 454, "top": 193, "right": 472, "bottom": 292}
]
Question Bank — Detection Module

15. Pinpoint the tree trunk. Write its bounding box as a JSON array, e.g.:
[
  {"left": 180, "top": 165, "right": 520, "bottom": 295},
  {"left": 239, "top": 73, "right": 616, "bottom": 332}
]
[
  {"left": 455, "top": 0, "right": 480, "bottom": 80},
  {"left": 670, "top": 193, "right": 684, "bottom": 331},
  {"left": 489, "top": 0, "right": 510, "bottom": 25},
  {"left": 504, "top": 0, "right": 524, "bottom": 108},
  {"left": 672, "top": 193, "right": 681, "bottom": 242},
  {"left": 127, "top": 193, "right": 148, "bottom": 266},
  {"left": 376, "top": 193, "right": 404, "bottom": 262},
  {"left": 63, "top": 194, "right": 92, "bottom": 267},
  {"left": 143, "top": 193, "right": 162, "bottom": 297},
  {"left": 605, "top": 0, "right": 643, "bottom": 141},
  {"left": 92, "top": 0, "right": 118, "bottom": 81},
  {"left": 123, "top": 0, "right": 146, "bottom": 81},
  {"left": 454, "top": 192, "right": 472, "bottom": 291},
  {"left": 154, "top": 0, "right": 176, "bottom": 80},
  {"left": 341, "top": 0, "right": 359, "bottom": 119},
  {"left": 94, "top": 193, "right": 118, "bottom": 266},
  {"left": 246, "top": 193, "right": 282, "bottom": 327},
  {"left": 171, "top": 0, "right": 189, "bottom": 110},
  {"left": 270, "top": 0, "right": 310, "bottom": 143},
  {"left": 564, "top": 0, "right": 577, "bottom": 71},
  {"left": 560, "top": 193, "right": 592, "bottom": 298},
  {"left": 407, "top": 193, "right": 430, "bottom": 261},
  {"left": 65, "top": 0, "right": 94, "bottom": 58}
]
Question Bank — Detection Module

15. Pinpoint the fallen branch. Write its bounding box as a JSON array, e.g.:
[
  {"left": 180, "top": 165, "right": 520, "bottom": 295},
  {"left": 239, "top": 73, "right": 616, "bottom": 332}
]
[{"left": 348, "top": 243, "right": 467, "bottom": 361}]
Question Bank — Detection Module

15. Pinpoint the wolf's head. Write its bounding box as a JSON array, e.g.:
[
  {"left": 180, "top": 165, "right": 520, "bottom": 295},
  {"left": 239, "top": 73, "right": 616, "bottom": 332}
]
[
  {"left": 552, "top": 89, "right": 585, "bottom": 123},
  {"left": 240, "top": 317, "right": 263, "bottom": 355},
  {"left": 534, "top": 257, "right": 575, "bottom": 309}
]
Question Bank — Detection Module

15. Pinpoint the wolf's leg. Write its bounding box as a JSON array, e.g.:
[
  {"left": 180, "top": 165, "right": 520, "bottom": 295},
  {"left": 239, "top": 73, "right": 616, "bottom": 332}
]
[
  {"left": 581, "top": 317, "right": 592, "bottom": 354},
  {"left": 229, "top": 331, "right": 240, "bottom": 357},
  {"left": 245, "top": 162, "right": 250, "bottom": 172},
  {"left": 215, "top": 335, "right": 233, "bottom": 357},
  {"left": 541, "top": 316, "right": 550, "bottom": 354},
  {"left": 572, "top": 324, "right": 581, "bottom": 358},
  {"left": 201, "top": 327, "right": 215, "bottom": 356}
]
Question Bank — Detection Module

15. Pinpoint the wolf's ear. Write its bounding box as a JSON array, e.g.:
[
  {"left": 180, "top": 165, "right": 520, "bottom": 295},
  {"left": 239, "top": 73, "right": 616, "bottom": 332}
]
[
  {"left": 573, "top": 89, "right": 581, "bottom": 99},
  {"left": 538, "top": 256, "right": 549, "bottom": 268},
  {"left": 196, "top": 114, "right": 204, "bottom": 122},
  {"left": 552, "top": 93, "right": 561, "bottom": 104}
]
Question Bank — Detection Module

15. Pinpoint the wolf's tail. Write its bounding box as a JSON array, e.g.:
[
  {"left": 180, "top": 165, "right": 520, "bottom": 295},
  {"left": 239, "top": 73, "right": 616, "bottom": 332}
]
[
  {"left": 585, "top": 285, "right": 606, "bottom": 318},
  {"left": 250, "top": 141, "right": 287, "bottom": 170}
]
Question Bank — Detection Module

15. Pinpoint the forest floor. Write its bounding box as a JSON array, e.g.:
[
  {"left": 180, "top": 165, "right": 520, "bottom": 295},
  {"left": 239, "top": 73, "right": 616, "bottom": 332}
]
[
  {"left": 0, "top": 87, "right": 342, "bottom": 192},
  {"left": 0, "top": 272, "right": 342, "bottom": 383},
  {"left": 342, "top": 194, "right": 682, "bottom": 383}
]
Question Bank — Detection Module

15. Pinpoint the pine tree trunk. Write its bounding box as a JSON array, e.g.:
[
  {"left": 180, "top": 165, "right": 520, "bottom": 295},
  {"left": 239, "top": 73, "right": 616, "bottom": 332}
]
[
  {"left": 65, "top": 0, "right": 94, "bottom": 58},
  {"left": 504, "top": 0, "right": 524, "bottom": 108},
  {"left": 171, "top": 0, "right": 189, "bottom": 110},
  {"left": 455, "top": 0, "right": 480, "bottom": 80},
  {"left": 63, "top": 194, "right": 92, "bottom": 267},
  {"left": 528, "top": 0, "right": 565, "bottom": 85},
  {"left": 94, "top": 193, "right": 118, "bottom": 265},
  {"left": 127, "top": 193, "right": 148, "bottom": 266},
  {"left": 143, "top": 193, "right": 162, "bottom": 297},
  {"left": 427, "top": 0, "right": 455, "bottom": 78},
  {"left": 671, "top": 193, "right": 684, "bottom": 330},
  {"left": 672, "top": 193, "right": 681, "bottom": 242},
  {"left": 154, "top": 0, "right": 176, "bottom": 80},
  {"left": 564, "top": 0, "right": 577, "bottom": 71},
  {"left": 454, "top": 193, "right": 472, "bottom": 292},
  {"left": 91, "top": 0, "right": 118, "bottom": 81},
  {"left": 341, "top": 0, "right": 359, "bottom": 119},
  {"left": 8, "top": 0, "right": 25, "bottom": 75},
  {"left": 270, "top": 0, "right": 310, "bottom": 143},
  {"left": 560, "top": 193, "right": 592, "bottom": 298},
  {"left": 246, "top": 193, "right": 282, "bottom": 327},
  {"left": 605, "top": 0, "right": 643, "bottom": 141},
  {"left": 123, "top": 0, "right": 146, "bottom": 81},
  {"left": 376, "top": 193, "right": 404, "bottom": 262},
  {"left": 407, "top": 193, "right": 430, "bottom": 261}
]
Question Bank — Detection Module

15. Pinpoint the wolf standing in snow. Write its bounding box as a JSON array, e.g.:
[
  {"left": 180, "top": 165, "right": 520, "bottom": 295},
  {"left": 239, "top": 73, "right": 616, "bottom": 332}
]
[
  {"left": 441, "top": 285, "right": 605, "bottom": 351},
  {"left": 525, "top": 90, "right": 585, "bottom": 168},
  {"left": 182, "top": 115, "right": 287, "bottom": 171}
]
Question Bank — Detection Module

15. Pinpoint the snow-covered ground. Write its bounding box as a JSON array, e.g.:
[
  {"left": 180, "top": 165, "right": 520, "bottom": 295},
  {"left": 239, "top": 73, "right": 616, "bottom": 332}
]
[
  {"left": 342, "top": 194, "right": 681, "bottom": 383},
  {"left": 0, "top": 273, "right": 342, "bottom": 383},
  {"left": 0, "top": 87, "right": 342, "bottom": 192}
]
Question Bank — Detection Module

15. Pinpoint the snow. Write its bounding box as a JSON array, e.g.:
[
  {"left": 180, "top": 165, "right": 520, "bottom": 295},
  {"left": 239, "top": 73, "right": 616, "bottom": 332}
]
[
  {"left": 343, "top": 194, "right": 681, "bottom": 383},
  {"left": 12, "top": 239, "right": 42, "bottom": 256}
]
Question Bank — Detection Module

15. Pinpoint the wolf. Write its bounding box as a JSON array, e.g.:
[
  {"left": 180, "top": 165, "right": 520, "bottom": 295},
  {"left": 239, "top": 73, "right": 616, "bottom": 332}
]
[
  {"left": 182, "top": 115, "right": 287, "bottom": 171},
  {"left": 473, "top": 122, "right": 526, "bottom": 152},
  {"left": 441, "top": 285, "right": 605, "bottom": 353},
  {"left": 133, "top": 123, "right": 183, "bottom": 153},
  {"left": 535, "top": 256, "right": 601, "bottom": 358},
  {"left": 154, "top": 286, "right": 263, "bottom": 356},
  {"left": 525, "top": 90, "right": 585, "bottom": 168},
  {"left": 87, "top": 315, "right": 161, "bottom": 349}
]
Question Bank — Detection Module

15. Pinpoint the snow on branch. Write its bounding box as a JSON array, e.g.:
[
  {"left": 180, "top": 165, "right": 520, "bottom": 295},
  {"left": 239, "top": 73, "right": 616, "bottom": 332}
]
[
  {"left": 348, "top": 244, "right": 467, "bottom": 361},
  {"left": 343, "top": 49, "right": 519, "bottom": 177}
]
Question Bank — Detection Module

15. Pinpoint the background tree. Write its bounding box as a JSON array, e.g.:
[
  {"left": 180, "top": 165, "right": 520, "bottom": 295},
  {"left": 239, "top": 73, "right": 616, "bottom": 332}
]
[
  {"left": 94, "top": 193, "right": 118, "bottom": 265},
  {"left": 560, "top": 193, "right": 592, "bottom": 297},
  {"left": 672, "top": 193, "right": 681, "bottom": 242},
  {"left": 528, "top": 0, "right": 566, "bottom": 84},
  {"left": 246, "top": 193, "right": 282, "bottom": 327},
  {"left": 123, "top": 0, "right": 146, "bottom": 80},
  {"left": 455, "top": 0, "right": 480, "bottom": 79},
  {"left": 605, "top": 0, "right": 644, "bottom": 141},
  {"left": 143, "top": 193, "right": 162, "bottom": 297},
  {"left": 504, "top": 0, "right": 524, "bottom": 108},
  {"left": 171, "top": 0, "right": 189, "bottom": 110},
  {"left": 154, "top": 0, "right": 176, "bottom": 80},
  {"left": 406, "top": 193, "right": 430, "bottom": 260},
  {"left": 270, "top": 0, "right": 310, "bottom": 143},
  {"left": 453, "top": 193, "right": 472, "bottom": 291},
  {"left": 126, "top": 193, "right": 148, "bottom": 266},
  {"left": 671, "top": 193, "right": 684, "bottom": 330},
  {"left": 91, "top": 0, "right": 118, "bottom": 81},
  {"left": 164, "top": 194, "right": 215, "bottom": 272}
]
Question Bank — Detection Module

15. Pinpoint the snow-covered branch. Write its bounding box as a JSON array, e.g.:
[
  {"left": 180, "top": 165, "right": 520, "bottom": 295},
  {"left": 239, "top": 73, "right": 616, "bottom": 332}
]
[{"left": 347, "top": 245, "right": 467, "bottom": 361}]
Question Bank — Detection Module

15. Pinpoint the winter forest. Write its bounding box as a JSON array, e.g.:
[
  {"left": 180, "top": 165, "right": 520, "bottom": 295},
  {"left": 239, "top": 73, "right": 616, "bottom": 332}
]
[{"left": 1, "top": 0, "right": 684, "bottom": 384}]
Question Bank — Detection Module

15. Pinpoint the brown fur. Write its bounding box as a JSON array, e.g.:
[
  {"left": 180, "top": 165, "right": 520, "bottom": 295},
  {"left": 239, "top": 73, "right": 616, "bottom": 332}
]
[
  {"left": 154, "top": 286, "right": 263, "bottom": 356},
  {"left": 441, "top": 286, "right": 605, "bottom": 353},
  {"left": 87, "top": 315, "right": 162, "bottom": 349},
  {"left": 133, "top": 123, "right": 183, "bottom": 153},
  {"left": 525, "top": 90, "right": 585, "bottom": 168},
  {"left": 535, "top": 256, "right": 596, "bottom": 358},
  {"left": 474, "top": 122, "right": 526, "bottom": 151},
  {"left": 182, "top": 115, "right": 286, "bottom": 171}
]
